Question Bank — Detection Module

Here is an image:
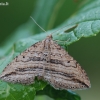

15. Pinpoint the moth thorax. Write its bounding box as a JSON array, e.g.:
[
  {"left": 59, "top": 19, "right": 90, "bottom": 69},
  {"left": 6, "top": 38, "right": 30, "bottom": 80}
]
[{"left": 44, "top": 39, "right": 51, "bottom": 50}]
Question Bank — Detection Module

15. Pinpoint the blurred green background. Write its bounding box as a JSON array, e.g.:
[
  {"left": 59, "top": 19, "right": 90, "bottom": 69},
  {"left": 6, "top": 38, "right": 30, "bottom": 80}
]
[{"left": 0, "top": 0, "right": 100, "bottom": 100}]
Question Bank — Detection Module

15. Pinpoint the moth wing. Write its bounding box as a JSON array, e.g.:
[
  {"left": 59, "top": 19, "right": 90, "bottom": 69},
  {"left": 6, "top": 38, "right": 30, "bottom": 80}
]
[
  {"left": 44, "top": 40, "right": 91, "bottom": 90},
  {"left": 0, "top": 41, "right": 45, "bottom": 84}
]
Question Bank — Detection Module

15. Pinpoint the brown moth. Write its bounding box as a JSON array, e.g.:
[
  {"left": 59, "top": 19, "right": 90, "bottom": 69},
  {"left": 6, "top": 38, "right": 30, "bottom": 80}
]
[{"left": 0, "top": 34, "right": 91, "bottom": 90}]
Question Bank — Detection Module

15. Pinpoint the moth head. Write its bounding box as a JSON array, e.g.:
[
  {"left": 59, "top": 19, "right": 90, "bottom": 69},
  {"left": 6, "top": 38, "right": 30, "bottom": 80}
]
[{"left": 46, "top": 34, "right": 52, "bottom": 39}]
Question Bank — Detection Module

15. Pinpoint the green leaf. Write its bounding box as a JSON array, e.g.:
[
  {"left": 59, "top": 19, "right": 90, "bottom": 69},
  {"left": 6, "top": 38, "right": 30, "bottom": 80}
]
[
  {"left": 0, "top": 80, "right": 47, "bottom": 100},
  {"left": 36, "top": 85, "right": 81, "bottom": 100}
]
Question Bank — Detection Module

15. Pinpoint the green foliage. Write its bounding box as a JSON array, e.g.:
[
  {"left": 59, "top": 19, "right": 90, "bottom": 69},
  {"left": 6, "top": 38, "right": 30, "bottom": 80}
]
[
  {"left": 0, "top": 80, "right": 46, "bottom": 100},
  {"left": 36, "top": 85, "right": 81, "bottom": 100},
  {"left": 0, "top": 0, "right": 100, "bottom": 100}
]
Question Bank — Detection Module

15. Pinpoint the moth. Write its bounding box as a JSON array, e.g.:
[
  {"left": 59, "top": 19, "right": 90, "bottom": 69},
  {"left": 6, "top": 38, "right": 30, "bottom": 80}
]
[{"left": 0, "top": 34, "right": 91, "bottom": 90}]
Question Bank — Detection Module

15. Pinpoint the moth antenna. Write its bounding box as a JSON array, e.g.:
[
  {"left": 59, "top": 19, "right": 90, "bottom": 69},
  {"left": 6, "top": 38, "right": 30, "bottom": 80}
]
[{"left": 30, "top": 16, "right": 47, "bottom": 33}]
